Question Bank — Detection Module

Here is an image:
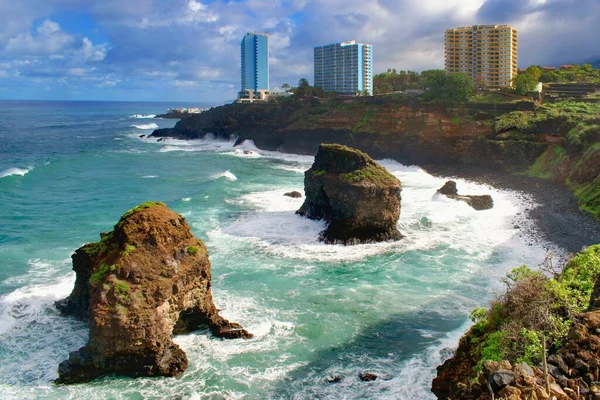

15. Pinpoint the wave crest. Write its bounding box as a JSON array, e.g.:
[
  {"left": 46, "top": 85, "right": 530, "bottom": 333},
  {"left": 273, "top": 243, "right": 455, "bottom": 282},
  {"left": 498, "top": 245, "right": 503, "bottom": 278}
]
[
  {"left": 132, "top": 123, "right": 159, "bottom": 130},
  {"left": 130, "top": 114, "right": 156, "bottom": 119},
  {"left": 0, "top": 167, "right": 33, "bottom": 179}
]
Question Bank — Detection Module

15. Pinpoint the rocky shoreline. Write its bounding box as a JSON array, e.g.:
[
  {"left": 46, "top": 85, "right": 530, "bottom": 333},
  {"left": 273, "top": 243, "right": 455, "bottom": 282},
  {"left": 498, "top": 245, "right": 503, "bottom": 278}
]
[{"left": 149, "top": 99, "right": 600, "bottom": 254}]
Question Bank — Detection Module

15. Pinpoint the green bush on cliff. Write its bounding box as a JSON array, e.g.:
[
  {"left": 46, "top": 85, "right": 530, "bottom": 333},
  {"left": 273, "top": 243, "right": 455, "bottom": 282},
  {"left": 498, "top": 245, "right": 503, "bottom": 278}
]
[
  {"left": 548, "top": 244, "right": 600, "bottom": 313},
  {"left": 465, "top": 246, "right": 600, "bottom": 375}
]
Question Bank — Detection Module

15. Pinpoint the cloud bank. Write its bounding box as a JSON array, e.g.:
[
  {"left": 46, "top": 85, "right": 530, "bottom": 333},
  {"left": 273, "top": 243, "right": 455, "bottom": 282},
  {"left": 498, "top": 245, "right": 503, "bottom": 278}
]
[{"left": 0, "top": 0, "right": 598, "bottom": 101}]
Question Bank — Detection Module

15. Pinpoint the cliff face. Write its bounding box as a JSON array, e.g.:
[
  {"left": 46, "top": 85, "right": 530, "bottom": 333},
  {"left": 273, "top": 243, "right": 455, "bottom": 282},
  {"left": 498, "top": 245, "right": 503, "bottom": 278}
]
[
  {"left": 151, "top": 98, "right": 550, "bottom": 172},
  {"left": 55, "top": 202, "right": 251, "bottom": 384},
  {"left": 297, "top": 144, "right": 402, "bottom": 244}
]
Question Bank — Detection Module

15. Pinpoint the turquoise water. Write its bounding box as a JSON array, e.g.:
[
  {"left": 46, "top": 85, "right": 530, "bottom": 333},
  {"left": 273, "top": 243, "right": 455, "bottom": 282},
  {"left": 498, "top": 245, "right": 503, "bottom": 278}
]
[{"left": 0, "top": 101, "right": 554, "bottom": 399}]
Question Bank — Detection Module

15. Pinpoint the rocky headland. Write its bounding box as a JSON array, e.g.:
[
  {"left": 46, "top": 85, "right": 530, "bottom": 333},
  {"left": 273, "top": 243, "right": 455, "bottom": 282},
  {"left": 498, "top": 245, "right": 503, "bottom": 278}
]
[
  {"left": 296, "top": 144, "right": 402, "bottom": 244},
  {"left": 55, "top": 201, "right": 251, "bottom": 384}
]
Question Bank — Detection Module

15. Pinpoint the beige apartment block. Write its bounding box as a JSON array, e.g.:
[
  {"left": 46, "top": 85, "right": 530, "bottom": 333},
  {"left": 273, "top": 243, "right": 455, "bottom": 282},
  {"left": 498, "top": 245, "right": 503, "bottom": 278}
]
[{"left": 445, "top": 25, "right": 518, "bottom": 89}]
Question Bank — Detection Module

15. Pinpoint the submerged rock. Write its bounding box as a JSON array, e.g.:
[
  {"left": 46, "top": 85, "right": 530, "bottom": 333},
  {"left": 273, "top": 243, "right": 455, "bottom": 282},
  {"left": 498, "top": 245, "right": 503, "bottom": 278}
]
[
  {"left": 359, "top": 372, "right": 378, "bottom": 382},
  {"left": 436, "top": 180, "right": 493, "bottom": 210},
  {"left": 284, "top": 191, "right": 302, "bottom": 198},
  {"left": 55, "top": 202, "right": 251, "bottom": 384},
  {"left": 296, "top": 144, "right": 402, "bottom": 245}
]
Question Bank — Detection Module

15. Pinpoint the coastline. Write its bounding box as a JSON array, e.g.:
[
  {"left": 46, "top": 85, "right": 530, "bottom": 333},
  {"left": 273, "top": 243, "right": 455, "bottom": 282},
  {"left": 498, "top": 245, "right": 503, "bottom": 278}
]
[
  {"left": 153, "top": 130, "right": 600, "bottom": 257},
  {"left": 421, "top": 163, "right": 600, "bottom": 256}
]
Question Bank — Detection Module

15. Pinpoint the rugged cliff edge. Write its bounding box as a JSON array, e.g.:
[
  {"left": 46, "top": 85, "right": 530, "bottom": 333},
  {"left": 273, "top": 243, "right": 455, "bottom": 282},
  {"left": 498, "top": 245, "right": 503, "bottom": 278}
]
[
  {"left": 296, "top": 144, "right": 402, "bottom": 244},
  {"left": 55, "top": 202, "right": 251, "bottom": 384},
  {"left": 432, "top": 245, "right": 600, "bottom": 399}
]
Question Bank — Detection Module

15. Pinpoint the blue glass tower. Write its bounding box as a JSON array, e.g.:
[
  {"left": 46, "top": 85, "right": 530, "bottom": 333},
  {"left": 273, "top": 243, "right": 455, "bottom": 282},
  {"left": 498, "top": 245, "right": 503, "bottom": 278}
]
[
  {"left": 314, "top": 41, "right": 373, "bottom": 96},
  {"left": 241, "top": 32, "right": 269, "bottom": 95}
]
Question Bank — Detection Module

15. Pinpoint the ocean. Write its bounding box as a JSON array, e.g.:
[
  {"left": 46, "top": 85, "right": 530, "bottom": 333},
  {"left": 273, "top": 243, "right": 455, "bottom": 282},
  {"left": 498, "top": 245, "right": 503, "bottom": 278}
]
[{"left": 0, "top": 100, "right": 556, "bottom": 399}]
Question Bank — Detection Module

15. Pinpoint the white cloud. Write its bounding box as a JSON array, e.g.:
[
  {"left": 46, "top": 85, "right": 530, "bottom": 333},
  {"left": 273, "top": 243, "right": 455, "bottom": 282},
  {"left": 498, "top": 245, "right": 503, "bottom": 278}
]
[
  {"left": 81, "top": 37, "right": 107, "bottom": 62},
  {"left": 5, "top": 19, "right": 74, "bottom": 55},
  {"left": 97, "top": 78, "right": 119, "bottom": 88},
  {"left": 184, "top": 0, "right": 218, "bottom": 23}
]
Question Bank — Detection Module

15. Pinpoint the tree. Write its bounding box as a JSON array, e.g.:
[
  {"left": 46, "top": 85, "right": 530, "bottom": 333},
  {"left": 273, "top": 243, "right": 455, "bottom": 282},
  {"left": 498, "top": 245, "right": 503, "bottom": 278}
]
[
  {"left": 282, "top": 83, "right": 290, "bottom": 92},
  {"left": 298, "top": 78, "right": 310, "bottom": 88},
  {"left": 513, "top": 71, "right": 538, "bottom": 95},
  {"left": 421, "top": 70, "right": 474, "bottom": 104}
]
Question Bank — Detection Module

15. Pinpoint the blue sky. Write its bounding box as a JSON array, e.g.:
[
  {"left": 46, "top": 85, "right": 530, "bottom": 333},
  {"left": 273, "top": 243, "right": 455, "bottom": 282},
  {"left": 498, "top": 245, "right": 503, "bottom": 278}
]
[{"left": 0, "top": 0, "right": 598, "bottom": 102}]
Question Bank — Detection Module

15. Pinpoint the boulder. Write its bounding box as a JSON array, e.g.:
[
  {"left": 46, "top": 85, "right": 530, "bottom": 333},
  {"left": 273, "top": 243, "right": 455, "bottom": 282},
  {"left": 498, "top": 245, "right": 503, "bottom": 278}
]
[
  {"left": 359, "top": 372, "right": 378, "bottom": 382},
  {"left": 436, "top": 180, "right": 494, "bottom": 210},
  {"left": 284, "top": 191, "right": 302, "bottom": 198},
  {"left": 55, "top": 202, "right": 251, "bottom": 384},
  {"left": 296, "top": 144, "right": 402, "bottom": 245},
  {"left": 489, "top": 369, "right": 516, "bottom": 391}
]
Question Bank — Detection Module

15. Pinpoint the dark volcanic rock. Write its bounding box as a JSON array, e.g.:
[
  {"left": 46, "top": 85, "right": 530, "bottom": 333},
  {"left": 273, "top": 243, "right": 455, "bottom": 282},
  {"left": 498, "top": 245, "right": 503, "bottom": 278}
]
[
  {"left": 436, "top": 180, "right": 494, "bottom": 210},
  {"left": 296, "top": 144, "right": 402, "bottom": 245},
  {"left": 359, "top": 372, "right": 378, "bottom": 382},
  {"left": 55, "top": 202, "right": 251, "bottom": 384},
  {"left": 438, "top": 180, "right": 458, "bottom": 196},
  {"left": 284, "top": 191, "right": 302, "bottom": 198}
]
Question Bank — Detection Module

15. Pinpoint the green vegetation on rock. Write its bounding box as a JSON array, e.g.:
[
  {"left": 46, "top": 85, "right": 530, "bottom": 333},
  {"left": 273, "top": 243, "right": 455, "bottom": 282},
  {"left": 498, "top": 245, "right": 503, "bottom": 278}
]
[
  {"left": 465, "top": 245, "right": 600, "bottom": 378},
  {"left": 123, "top": 244, "right": 136, "bottom": 256},
  {"left": 339, "top": 163, "right": 398, "bottom": 186},
  {"left": 526, "top": 146, "right": 568, "bottom": 179},
  {"left": 117, "top": 201, "right": 166, "bottom": 228},
  {"left": 90, "top": 263, "right": 116, "bottom": 285},
  {"left": 187, "top": 246, "right": 199, "bottom": 256}
]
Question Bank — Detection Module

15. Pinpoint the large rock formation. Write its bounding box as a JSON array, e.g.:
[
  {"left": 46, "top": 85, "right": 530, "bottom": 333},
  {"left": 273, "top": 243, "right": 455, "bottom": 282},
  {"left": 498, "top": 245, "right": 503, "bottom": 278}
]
[
  {"left": 55, "top": 202, "right": 251, "bottom": 384},
  {"left": 296, "top": 144, "right": 402, "bottom": 245},
  {"left": 437, "top": 180, "right": 494, "bottom": 210}
]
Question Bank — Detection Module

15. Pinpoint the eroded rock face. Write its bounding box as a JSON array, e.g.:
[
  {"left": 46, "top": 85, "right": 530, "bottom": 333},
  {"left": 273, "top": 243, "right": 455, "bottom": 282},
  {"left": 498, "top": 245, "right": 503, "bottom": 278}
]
[
  {"left": 437, "top": 180, "right": 494, "bottom": 211},
  {"left": 296, "top": 144, "right": 402, "bottom": 245},
  {"left": 55, "top": 202, "right": 251, "bottom": 384}
]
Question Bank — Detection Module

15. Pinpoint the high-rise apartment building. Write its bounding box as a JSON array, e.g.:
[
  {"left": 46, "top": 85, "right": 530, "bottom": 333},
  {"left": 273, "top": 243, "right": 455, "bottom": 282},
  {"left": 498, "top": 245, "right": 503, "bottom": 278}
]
[
  {"left": 239, "top": 32, "right": 269, "bottom": 102},
  {"left": 445, "top": 25, "right": 518, "bottom": 88},
  {"left": 314, "top": 41, "right": 373, "bottom": 96}
]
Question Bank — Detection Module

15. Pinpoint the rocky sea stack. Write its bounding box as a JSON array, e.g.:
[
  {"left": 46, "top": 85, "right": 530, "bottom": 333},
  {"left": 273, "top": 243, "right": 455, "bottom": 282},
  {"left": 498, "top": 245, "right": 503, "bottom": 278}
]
[
  {"left": 296, "top": 144, "right": 402, "bottom": 245},
  {"left": 55, "top": 202, "right": 251, "bottom": 384}
]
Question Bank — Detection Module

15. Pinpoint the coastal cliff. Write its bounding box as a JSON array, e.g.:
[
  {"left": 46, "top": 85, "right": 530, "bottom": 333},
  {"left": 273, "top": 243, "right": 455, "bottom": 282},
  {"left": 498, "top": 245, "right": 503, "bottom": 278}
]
[
  {"left": 151, "top": 97, "right": 547, "bottom": 171},
  {"left": 150, "top": 97, "right": 600, "bottom": 243},
  {"left": 55, "top": 202, "right": 251, "bottom": 384}
]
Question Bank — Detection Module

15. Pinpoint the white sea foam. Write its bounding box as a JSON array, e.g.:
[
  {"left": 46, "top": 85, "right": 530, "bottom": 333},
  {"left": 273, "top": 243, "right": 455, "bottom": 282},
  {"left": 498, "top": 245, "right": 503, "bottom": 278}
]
[
  {"left": 212, "top": 170, "right": 237, "bottom": 181},
  {"left": 182, "top": 197, "right": 192, "bottom": 202},
  {"left": 0, "top": 167, "right": 33, "bottom": 179},
  {"left": 132, "top": 123, "right": 159, "bottom": 130},
  {"left": 142, "top": 175, "right": 158, "bottom": 179},
  {"left": 130, "top": 114, "right": 156, "bottom": 119},
  {"left": 224, "top": 149, "right": 262, "bottom": 158}
]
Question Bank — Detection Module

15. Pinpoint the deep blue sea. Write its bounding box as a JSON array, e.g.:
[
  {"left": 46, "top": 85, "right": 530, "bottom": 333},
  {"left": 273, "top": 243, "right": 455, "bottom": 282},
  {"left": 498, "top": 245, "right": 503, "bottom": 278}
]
[{"left": 0, "top": 100, "right": 556, "bottom": 399}]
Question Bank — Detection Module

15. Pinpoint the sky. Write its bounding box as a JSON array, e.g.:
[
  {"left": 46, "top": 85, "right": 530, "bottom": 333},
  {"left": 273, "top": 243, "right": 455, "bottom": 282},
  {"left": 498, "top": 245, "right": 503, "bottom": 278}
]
[{"left": 0, "top": 0, "right": 598, "bottom": 102}]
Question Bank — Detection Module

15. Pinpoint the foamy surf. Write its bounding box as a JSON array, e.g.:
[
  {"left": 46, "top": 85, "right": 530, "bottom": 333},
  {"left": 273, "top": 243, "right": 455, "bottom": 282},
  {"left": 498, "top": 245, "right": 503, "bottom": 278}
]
[
  {"left": 212, "top": 170, "right": 237, "bottom": 181},
  {"left": 130, "top": 114, "right": 156, "bottom": 119},
  {"left": 0, "top": 167, "right": 33, "bottom": 179},
  {"left": 133, "top": 123, "right": 159, "bottom": 130}
]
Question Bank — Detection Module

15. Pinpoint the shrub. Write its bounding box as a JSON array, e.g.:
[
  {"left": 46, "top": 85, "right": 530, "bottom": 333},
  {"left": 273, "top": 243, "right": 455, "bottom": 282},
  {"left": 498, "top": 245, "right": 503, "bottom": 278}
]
[{"left": 187, "top": 246, "right": 199, "bottom": 256}]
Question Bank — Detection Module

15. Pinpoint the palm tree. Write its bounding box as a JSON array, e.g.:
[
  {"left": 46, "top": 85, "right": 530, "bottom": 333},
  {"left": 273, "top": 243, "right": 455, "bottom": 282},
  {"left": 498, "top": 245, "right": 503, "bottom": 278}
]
[{"left": 282, "top": 83, "right": 290, "bottom": 92}]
